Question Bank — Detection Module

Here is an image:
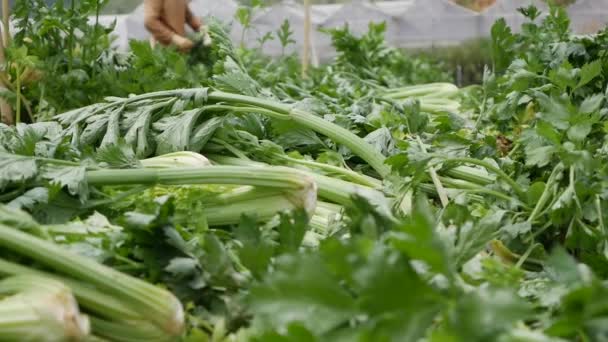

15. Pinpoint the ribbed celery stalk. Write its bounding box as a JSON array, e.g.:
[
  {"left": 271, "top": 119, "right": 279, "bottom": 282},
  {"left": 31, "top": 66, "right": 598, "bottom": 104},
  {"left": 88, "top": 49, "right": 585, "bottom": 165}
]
[
  {"left": 289, "top": 109, "right": 390, "bottom": 177},
  {"left": 308, "top": 201, "right": 343, "bottom": 234},
  {"left": 436, "top": 157, "right": 526, "bottom": 199},
  {"left": 315, "top": 201, "right": 344, "bottom": 218},
  {"left": 383, "top": 83, "right": 459, "bottom": 99},
  {"left": 0, "top": 260, "right": 174, "bottom": 342},
  {"left": 311, "top": 173, "right": 390, "bottom": 208},
  {"left": 274, "top": 154, "right": 383, "bottom": 188},
  {"left": 0, "top": 224, "right": 184, "bottom": 338},
  {"left": 0, "top": 259, "right": 139, "bottom": 321},
  {"left": 438, "top": 177, "right": 527, "bottom": 206},
  {"left": 140, "top": 151, "right": 211, "bottom": 169},
  {"left": 442, "top": 165, "right": 494, "bottom": 186},
  {"left": 86, "top": 165, "right": 318, "bottom": 217},
  {"left": 418, "top": 183, "right": 485, "bottom": 203},
  {"left": 89, "top": 318, "right": 169, "bottom": 342},
  {"left": 207, "top": 155, "right": 390, "bottom": 208},
  {"left": 203, "top": 90, "right": 390, "bottom": 177},
  {"left": 204, "top": 194, "right": 303, "bottom": 226},
  {"left": 0, "top": 275, "right": 90, "bottom": 342},
  {"left": 419, "top": 100, "right": 461, "bottom": 114},
  {"left": 86, "top": 166, "right": 314, "bottom": 191}
]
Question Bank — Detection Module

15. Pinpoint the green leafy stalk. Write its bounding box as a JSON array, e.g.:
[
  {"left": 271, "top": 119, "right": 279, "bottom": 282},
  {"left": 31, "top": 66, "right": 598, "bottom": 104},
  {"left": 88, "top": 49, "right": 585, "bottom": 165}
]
[
  {"left": 202, "top": 90, "right": 390, "bottom": 177},
  {"left": 443, "top": 166, "right": 494, "bottom": 186},
  {"left": 274, "top": 154, "right": 383, "bottom": 188},
  {"left": 0, "top": 223, "right": 185, "bottom": 338},
  {"left": 85, "top": 165, "right": 318, "bottom": 218},
  {"left": 15, "top": 66, "right": 21, "bottom": 124},
  {"left": 204, "top": 193, "right": 302, "bottom": 226},
  {"left": 0, "top": 258, "right": 140, "bottom": 320},
  {"left": 57, "top": 88, "right": 391, "bottom": 178},
  {"left": 0, "top": 259, "right": 176, "bottom": 341},
  {"left": 383, "top": 83, "right": 459, "bottom": 99},
  {"left": 89, "top": 318, "right": 170, "bottom": 342},
  {"left": 86, "top": 165, "right": 312, "bottom": 190},
  {"left": 527, "top": 163, "right": 564, "bottom": 223},
  {"left": 208, "top": 155, "right": 390, "bottom": 208},
  {"left": 437, "top": 157, "right": 526, "bottom": 199}
]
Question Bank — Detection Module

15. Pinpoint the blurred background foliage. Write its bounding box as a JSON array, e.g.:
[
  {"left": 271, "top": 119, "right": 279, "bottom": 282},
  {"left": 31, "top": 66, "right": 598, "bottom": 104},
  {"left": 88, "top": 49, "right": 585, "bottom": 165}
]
[
  {"left": 7, "top": 0, "right": 578, "bottom": 15},
  {"left": 95, "top": 0, "right": 577, "bottom": 14},
  {"left": 8, "top": 0, "right": 573, "bottom": 88}
]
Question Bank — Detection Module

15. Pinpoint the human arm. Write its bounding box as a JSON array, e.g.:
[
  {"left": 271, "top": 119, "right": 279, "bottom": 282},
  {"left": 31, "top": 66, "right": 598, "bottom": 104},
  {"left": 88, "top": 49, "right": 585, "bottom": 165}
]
[
  {"left": 144, "top": 0, "right": 193, "bottom": 51},
  {"left": 143, "top": 0, "right": 175, "bottom": 45}
]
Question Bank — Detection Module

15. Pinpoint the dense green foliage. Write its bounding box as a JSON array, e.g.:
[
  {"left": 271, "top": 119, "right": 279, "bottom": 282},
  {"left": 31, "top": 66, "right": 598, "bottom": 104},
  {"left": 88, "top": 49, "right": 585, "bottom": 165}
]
[{"left": 2, "top": 2, "right": 608, "bottom": 341}]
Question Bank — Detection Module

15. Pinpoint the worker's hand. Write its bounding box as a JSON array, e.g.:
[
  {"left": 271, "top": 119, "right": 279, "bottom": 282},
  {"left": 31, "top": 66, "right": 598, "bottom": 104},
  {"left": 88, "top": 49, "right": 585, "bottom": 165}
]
[
  {"left": 199, "top": 25, "right": 213, "bottom": 47},
  {"left": 171, "top": 34, "right": 194, "bottom": 52}
]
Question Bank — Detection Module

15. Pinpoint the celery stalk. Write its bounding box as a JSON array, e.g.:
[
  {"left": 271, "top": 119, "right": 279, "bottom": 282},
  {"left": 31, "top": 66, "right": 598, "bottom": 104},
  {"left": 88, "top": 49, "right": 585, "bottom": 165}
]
[
  {"left": 0, "top": 224, "right": 185, "bottom": 338},
  {"left": 140, "top": 151, "right": 211, "bottom": 169},
  {"left": 383, "top": 83, "right": 459, "bottom": 99},
  {"left": 0, "top": 259, "right": 183, "bottom": 341},
  {"left": 204, "top": 194, "right": 304, "bottom": 226},
  {"left": 86, "top": 166, "right": 318, "bottom": 218},
  {"left": 0, "top": 259, "right": 140, "bottom": 320},
  {"left": 207, "top": 155, "right": 390, "bottom": 208},
  {"left": 59, "top": 88, "right": 391, "bottom": 178},
  {"left": 0, "top": 275, "right": 90, "bottom": 342}
]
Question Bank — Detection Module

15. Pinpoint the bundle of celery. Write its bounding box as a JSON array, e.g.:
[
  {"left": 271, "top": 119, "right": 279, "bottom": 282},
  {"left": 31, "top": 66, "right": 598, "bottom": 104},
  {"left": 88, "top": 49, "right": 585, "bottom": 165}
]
[
  {"left": 55, "top": 88, "right": 391, "bottom": 178},
  {"left": 0, "top": 206, "right": 184, "bottom": 341},
  {"left": 1, "top": 150, "right": 319, "bottom": 224}
]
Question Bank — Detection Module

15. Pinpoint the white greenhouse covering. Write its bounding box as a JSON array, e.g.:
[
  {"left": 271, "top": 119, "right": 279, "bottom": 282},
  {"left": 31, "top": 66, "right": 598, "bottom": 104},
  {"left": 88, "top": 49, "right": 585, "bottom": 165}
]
[
  {"left": 310, "top": 4, "right": 342, "bottom": 24},
  {"left": 124, "top": 5, "right": 149, "bottom": 41},
  {"left": 395, "top": 0, "right": 479, "bottom": 47},
  {"left": 376, "top": 0, "right": 416, "bottom": 16},
  {"left": 22, "top": 0, "right": 607, "bottom": 59},
  {"left": 568, "top": 0, "right": 608, "bottom": 34},
  {"left": 431, "top": 0, "right": 480, "bottom": 44},
  {"left": 190, "top": 0, "right": 240, "bottom": 23}
]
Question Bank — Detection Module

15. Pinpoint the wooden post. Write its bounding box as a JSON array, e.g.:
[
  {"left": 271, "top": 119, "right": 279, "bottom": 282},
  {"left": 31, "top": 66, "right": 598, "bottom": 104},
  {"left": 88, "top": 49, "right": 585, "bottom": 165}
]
[
  {"left": 2, "top": 0, "right": 9, "bottom": 47},
  {"left": 302, "top": 0, "right": 311, "bottom": 78},
  {"left": 0, "top": 0, "right": 13, "bottom": 125}
]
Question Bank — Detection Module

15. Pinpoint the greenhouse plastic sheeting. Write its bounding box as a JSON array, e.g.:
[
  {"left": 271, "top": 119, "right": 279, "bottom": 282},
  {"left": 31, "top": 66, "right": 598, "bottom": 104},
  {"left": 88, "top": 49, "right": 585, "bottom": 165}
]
[
  {"left": 480, "top": 0, "right": 549, "bottom": 34},
  {"left": 568, "top": 0, "right": 608, "bottom": 34},
  {"left": 431, "top": 0, "right": 480, "bottom": 45},
  {"left": 396, "top": 0, "right": 479, "bottom": 47},
  {"left": 125, "top": 4, "right": 149, "bottom": 41},
  {"left": 393, "top": 0, "right": 480, "bottom": 47},
  {"left": 190, "top": 0, "right": 239, "bottom": 23},
  {"left": 395, "top": 0, "right": 437, "bottom": 46},
  {"left": 70, "top": 0, "right": 608, "bottom": 58}
]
